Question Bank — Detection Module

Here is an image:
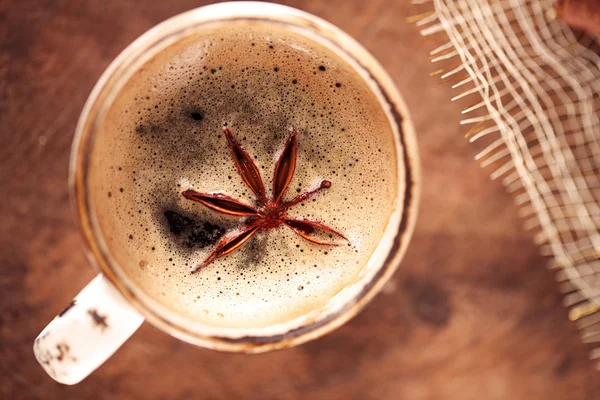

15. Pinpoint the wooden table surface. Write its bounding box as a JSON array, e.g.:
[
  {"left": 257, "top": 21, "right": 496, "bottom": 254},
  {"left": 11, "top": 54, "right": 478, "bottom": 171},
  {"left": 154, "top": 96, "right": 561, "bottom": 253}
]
[{"left": 1, "top": 1, "right": 598, "bottom": 399}]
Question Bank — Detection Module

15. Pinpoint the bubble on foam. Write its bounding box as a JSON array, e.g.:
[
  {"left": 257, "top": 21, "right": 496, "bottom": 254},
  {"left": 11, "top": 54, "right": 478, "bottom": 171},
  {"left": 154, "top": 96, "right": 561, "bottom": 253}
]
[
  {"left": 88, "top": 22, "right": 399, "bottom": 329},
  {"left": 178, "top": 177, "right": 193, "bottom": 191}
]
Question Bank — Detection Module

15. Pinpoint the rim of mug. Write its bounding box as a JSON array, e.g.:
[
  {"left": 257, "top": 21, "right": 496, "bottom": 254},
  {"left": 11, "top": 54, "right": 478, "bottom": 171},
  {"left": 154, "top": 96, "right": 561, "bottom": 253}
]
[{"left": 70, "top": 1, "right": 420, "bottom": 352}]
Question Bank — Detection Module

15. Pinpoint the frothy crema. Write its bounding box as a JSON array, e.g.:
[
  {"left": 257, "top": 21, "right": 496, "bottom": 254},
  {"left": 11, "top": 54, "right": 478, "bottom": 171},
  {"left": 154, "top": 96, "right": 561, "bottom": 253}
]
[{"left": 88, "top": 21, "right": 399, "bottom": 328}]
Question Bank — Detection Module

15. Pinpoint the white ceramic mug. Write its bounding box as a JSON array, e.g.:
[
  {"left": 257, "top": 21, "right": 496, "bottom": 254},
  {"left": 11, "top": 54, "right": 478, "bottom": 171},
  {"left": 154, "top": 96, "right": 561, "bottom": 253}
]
[{"left": 33, "top": 2, "right": 419, "bottom": 385}]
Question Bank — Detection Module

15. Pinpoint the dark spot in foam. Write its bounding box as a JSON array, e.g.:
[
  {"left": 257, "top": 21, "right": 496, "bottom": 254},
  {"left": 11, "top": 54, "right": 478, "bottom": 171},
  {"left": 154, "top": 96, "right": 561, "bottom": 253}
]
[
  {"left": 239, "top": 232, "right": 268, "bottom": 266},
  {"left": 135, "top": 122, "right": 162, "bottom": 137},
  {"left": 164, "top": 210, "right": 225, "bottom": 249},
  {"left": 58, "top": 299, "right": 77, "bottom": 318},
  {"left": 405, "top": 277, "right": 452, "bottom": 328},
  {"left": 187, "top": 222, "right": 226, "bottom": 249},
  {"left": 87, "top": 309, "right": 109, "bottom": 331},
  {"left": 318, "top": 65, "right": 326, "bottom": 71},
  {"left": 190, "top": 110, "right": 204, "bottom": 121},
  {"left": 164, "top": 210, "right": 193, "bottom": 235}
]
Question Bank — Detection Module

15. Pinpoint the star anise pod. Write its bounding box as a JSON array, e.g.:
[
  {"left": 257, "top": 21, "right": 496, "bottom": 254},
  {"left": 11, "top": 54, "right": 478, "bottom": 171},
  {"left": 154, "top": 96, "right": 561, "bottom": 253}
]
[{"left": 182, "top": 127, "right": 347, "bottom": 272}]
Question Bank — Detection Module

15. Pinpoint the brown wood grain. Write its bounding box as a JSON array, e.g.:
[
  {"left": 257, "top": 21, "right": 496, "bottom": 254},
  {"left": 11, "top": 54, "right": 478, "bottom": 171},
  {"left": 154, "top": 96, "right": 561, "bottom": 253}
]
[{"left": 1, "top": 1, "right": 598, "bottom": 399}]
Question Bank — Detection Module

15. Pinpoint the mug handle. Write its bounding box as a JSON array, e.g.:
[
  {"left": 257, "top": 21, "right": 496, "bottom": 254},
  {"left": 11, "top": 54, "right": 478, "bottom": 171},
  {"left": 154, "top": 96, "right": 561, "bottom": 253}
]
[{"left": 33, "top": 274, "right": 144, "bottom": 384}]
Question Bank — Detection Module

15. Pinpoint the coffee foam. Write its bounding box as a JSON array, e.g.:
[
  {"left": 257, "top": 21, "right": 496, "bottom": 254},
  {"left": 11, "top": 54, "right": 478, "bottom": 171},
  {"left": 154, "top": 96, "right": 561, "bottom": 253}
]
[{"left": 89, "top": 21, "right": 398, "bottom": 328}]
